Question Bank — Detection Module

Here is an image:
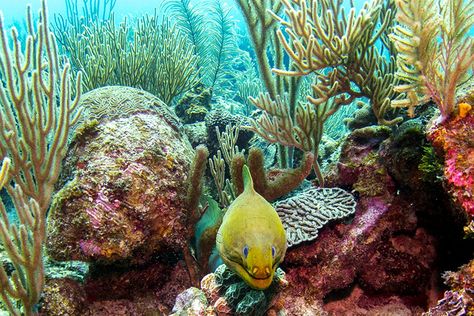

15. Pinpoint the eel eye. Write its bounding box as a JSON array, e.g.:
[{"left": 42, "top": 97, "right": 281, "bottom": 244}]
[
  {"left": 271, "top": 246, "right": 276, "bottom": 257},
  {"left": 243, "top": 245, "right": 249, "bottom": 258}
]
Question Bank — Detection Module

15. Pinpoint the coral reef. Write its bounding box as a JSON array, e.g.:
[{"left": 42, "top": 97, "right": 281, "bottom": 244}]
[
  {"left": 2, "top": 0, "right": 473, "bottom": 315},
  {"left": 47, "top": 87, "right": 194, "bottom": 264},
  {"left": 280, "top": 125, "right": 439, "bottom": 312}
]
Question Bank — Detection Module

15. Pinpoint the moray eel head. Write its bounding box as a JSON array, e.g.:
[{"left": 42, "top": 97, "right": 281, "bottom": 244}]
[
  {"left": 216, "top": 165, "right": 287, "bottom": 290},
  {"left": 225, "top": 243, "right": 280, "bottom": 290}
]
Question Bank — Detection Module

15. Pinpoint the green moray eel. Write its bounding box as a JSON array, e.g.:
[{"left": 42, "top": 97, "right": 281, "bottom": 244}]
[{"left": 216, "top": 165, "right": 287, "bottom": 290}]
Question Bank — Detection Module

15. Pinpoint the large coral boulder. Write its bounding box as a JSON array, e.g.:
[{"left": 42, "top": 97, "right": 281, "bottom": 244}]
[{"left": 47, "top": 86, "right": 194, "bottom": 264}]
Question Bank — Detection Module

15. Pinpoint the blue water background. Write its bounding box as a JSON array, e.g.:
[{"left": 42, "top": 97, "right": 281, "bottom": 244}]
[
  {"left": 1, "top": 0, "right": 367, "bottom": 33},
  {"left": 2, "top": 0, "right": 472, "bottom": 46}
]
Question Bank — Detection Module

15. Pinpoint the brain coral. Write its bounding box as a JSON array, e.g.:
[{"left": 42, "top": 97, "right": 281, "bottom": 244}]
[
  {"left": 47, "top": 87, "right": 194, "bottom": 264},
  {"left": 274, "top": 187, "right": 356, "bottom": 247}
]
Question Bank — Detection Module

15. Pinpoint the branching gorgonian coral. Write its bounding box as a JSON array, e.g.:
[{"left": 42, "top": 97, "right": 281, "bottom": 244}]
[
  {"left": 0, "top": 0, "right": 81, "bottom": 314},
  {"left": 271, "top": 0, "right": 402, "bottom": 126},
  {"left": 61, "top": 15, "right": 199, "bottom": 105},
  {"left": 235, "top": 0, "right": 307, "bottom": 169},
  {"left": 248, "top": 93, "right": 337, "bottom": 186},
  {"left": 164, "top": 0, "right": 239, "bottom": 98},
  {"left": 390, "top": 0, "right": 474, "bottom": 122},
  {"left": 248, "top": 0, "right": 401, "bottom": 186},
  {"left": 53, "top": 0, "right": 117, "bottom": 47}
]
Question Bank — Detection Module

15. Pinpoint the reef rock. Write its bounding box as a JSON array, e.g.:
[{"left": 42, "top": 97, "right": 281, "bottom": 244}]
[
  {"left": 281, "top": 125, "right": 438, "bottom": 313},
  {"left": 428, "top": 107, "right": 474, "bottom": 234},
  {"left": 40, "top": 278, "right": 87, "bottom": 316},
  {"left": 47, "top": 86, "right": 194, "bottom": 264}
]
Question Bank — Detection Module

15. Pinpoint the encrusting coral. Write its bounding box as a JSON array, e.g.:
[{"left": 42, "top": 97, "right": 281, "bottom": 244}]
[
  {"left": 0, "top": 0, "right": 81, "bottom": 314},
  {"left": 175, "top": 84, "right": 212, "bottom": 124},
  {"left": 428, "top": 102, "right": 474, "bottom": 233}
]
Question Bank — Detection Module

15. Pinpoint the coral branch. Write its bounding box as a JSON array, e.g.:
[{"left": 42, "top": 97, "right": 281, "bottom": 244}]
[
  {"left": 390, "top": 0, "right": 474, "bottom": 122},
  {"left": 0, "top": 0, "right": 80, "bottom": 313},
  {"left": 271, "top": 0, "right": 402, "bottom": 125},
  {"left": 231, "top": 147, "right": 314, "bottom": 202}
]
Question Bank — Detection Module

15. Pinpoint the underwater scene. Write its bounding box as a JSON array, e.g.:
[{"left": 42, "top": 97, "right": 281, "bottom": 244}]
[{"left": 0, "top": 0, "right": 473, "bottom": 315}]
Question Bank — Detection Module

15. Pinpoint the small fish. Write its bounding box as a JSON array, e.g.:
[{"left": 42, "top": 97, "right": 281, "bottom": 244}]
[{"left": 216, "top": 165, "right": 287, "bottom": 290}]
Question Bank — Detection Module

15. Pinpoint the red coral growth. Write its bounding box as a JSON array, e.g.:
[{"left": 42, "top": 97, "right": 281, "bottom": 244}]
[{"left": 428, "top": 112, "right": 474, "bottom": 219}]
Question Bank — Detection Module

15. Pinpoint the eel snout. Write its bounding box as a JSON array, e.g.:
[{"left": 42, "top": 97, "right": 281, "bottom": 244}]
[{"left": 250, "top": 265, "right": 272, "bottom": 279}]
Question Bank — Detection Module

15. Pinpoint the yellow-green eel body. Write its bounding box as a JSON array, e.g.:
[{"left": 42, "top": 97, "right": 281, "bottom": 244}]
[{"left": 216, "top": 166, "right": 287, "bottom": 290}]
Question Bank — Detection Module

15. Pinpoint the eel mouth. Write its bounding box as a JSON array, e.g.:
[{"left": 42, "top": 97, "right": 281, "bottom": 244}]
[{"left": 226, "top": 257, "right": 273, "bottom": 290}]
